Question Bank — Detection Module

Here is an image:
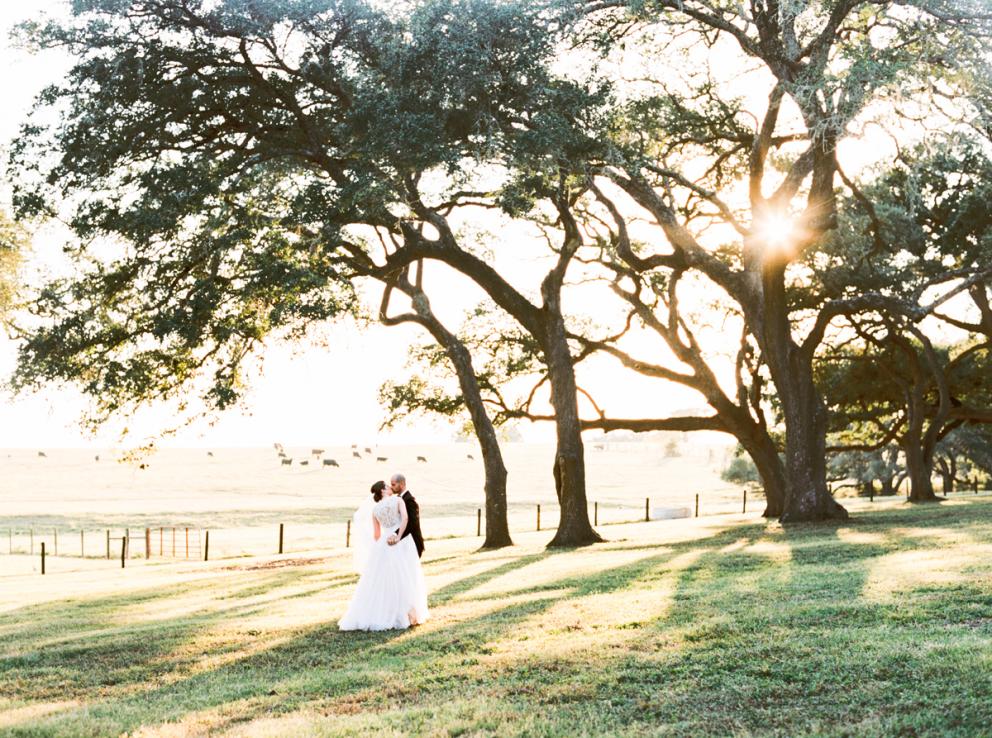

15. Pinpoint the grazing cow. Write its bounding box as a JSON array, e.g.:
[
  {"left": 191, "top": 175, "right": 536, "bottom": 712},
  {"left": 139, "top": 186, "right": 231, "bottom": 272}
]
[
  {"left": 300, "top": 460, "right": 310, "bottom": 466},
  {"left": 417, "top": 455, "right": 427, "bottom": 463},
  {"left": 311, "top": 448, "right": 324, "bottom": 456},
  {"left": 207, "top": 451, "right": 214, "bottom": 457},
  {"left": 37, "top": 451, "right": 47, "bottom": 458},
  {"left": 281, "top": 458, "right": 293, "bottom": 466},
  {"left": 273, "top": 442, "right": 283, "bottom": 451},
  {"left": 376, "top": 456, "right": 388, "bottom": 462},
  {"left": 323, "top": 458, "right": 339, "bottom": 467},
  {"left": 351, "top": 443, "right": 357, "bottom": 449},
  {"left": 364, "top": 447, "right": 372, "bottom": 454},
  {"left": 352, "top": 451, "right": 362, "bottom": 459},
  {"left": 94, "top": 455, "right": 100, "bottom": 462},
  {"left": 467, "top": 454, "right": 474, "bottom": 460}
]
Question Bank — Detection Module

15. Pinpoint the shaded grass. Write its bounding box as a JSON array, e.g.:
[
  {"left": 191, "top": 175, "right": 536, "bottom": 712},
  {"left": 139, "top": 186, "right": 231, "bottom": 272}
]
[{"left": 1, "top": 501, "right": 992, "bottom": 736}]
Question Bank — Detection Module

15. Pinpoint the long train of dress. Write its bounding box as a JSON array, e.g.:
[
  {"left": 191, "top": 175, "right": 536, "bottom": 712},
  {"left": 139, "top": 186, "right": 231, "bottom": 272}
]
[{"left": 339, "top": 529, "right": 429, "bottom": 631}]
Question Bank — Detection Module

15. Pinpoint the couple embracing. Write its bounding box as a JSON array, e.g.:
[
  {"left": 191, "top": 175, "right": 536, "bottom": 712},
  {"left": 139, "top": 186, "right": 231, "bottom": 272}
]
[{"left": 339, "top": 473, "right": 429, "bottom": 631}]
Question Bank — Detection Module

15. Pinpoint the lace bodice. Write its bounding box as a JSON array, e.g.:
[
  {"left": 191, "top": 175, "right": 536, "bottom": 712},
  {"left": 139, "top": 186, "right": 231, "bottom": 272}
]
[{"left": 373, "top": 496, "right": 403, "bottom": 530}]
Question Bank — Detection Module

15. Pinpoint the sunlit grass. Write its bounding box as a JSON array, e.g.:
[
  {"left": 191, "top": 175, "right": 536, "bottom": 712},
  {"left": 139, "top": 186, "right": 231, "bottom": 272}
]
[{"left": 2, "top": 501, "right": 992, "bottom": 736}]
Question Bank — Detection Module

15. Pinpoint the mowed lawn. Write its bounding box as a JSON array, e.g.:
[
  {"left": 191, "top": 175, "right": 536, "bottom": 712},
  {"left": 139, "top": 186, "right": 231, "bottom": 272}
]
[{"left": 2, "top": 500, "right": 992, "bottom": 737}]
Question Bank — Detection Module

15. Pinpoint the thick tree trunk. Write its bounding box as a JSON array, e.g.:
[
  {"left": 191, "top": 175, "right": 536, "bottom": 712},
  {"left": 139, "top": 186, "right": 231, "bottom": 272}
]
[
  {"left": 740, "top": 432, "right": 786, "bottom": 517},
  {"left": 408, "top": 292, "right": 513, "bottom": 548},
  {"left": 899, "top": 381, "right": 942, "bottom": 503},
  {"left": 479, "top": 442, "right": 511, "bottom": 548},
  {"left": 543, "top": 313, "right": 602, "bottom": 547},
  {"left": 879, "top": 476, "right": 896, "bottom": 496},
  {"left": 775, "top": 355, "right": 849, "bottom": 522},
  {"left": 757, "top": 315, "right": 847, "bottom": 521},
  {"left": 447, "top": 354, "right": 512, "bottom": 548},
  {"left": 756, "top": 259, "right": 847, "bottom": 523},
  {"left": 903, "top": 437, "right": 940, "bottom": 502},
  {"left": 451, "top": 352, "right": 512, "bottom": 548},
  {"left": 461, "top": 367, "right": 512, "bottom": 548}
]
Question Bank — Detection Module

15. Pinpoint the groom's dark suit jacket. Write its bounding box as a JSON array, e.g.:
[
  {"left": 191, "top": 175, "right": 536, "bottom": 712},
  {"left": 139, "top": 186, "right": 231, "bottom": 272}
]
[{"left": 399, "top": 489, "right": 425, "bottom": 558}]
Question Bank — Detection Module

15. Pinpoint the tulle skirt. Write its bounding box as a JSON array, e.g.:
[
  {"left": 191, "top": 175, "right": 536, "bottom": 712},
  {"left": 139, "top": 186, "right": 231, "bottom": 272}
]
[{"left": 338, "top": 534, "right": 429, "bottom": 631}]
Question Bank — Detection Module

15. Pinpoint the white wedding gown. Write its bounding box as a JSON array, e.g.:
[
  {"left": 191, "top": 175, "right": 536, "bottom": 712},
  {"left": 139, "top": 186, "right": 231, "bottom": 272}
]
[{"left": 338, "top": 495, "right": 429, "bottom": 631}]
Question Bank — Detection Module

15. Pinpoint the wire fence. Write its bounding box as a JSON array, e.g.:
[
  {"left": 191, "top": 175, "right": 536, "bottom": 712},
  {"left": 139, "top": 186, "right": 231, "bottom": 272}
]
[{"left": 3, "top": 486, "right": 989, "bottom": 576}]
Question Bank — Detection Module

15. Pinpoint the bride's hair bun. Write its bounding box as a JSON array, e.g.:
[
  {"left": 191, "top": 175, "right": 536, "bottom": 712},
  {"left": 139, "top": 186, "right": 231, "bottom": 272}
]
[{"left": 370, "top": 480, "right": 386, "bottom": 502}]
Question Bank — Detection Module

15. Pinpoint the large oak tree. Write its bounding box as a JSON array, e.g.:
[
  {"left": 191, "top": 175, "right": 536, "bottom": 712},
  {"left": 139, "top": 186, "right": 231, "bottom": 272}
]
[
  {"left": 566, "top": 0, "right": 992, "bottom": 520},
  {"left": 9, "top": 0, "right": 609, "bottom": 545}
]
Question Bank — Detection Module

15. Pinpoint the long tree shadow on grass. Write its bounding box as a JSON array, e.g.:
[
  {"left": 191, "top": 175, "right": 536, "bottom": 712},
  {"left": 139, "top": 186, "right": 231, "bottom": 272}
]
[
  {"left": 575, "top": 509, "right": 992, "bottom": 736},
  {"left": 428, "top": 552, "right": 558, "bottom": 605},
  {"left": 8, "top": 506, "right": 992, "bottom": 736},
  {"left": 0, "top": 564, "right": 359, "bottom": 707},
  {"left": 0, "top": 526, "right": 735, "bottom": 736}
]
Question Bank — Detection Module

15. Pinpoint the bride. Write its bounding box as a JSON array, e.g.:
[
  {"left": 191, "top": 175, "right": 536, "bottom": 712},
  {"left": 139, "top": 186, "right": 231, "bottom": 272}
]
[{"left": 339, "top": 480, "right": 429, "bottom": 631}]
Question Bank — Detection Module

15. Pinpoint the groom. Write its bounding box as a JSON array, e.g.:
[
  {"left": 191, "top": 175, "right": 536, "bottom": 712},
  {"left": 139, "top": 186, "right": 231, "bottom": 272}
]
[{"left": 389, "top": 473, "right": 425, "bottom": 558}]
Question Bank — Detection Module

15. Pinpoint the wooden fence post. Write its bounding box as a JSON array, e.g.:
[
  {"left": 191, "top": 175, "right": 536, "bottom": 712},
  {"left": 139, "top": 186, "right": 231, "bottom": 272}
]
[
  {"left": 121, "top": 536, "right": 126, "bottom": 568},
  {"left": 145, "top": 528, "right": 151, "bottom": 559},
  {"left": 80, "top": 530, "right": 84, "bottom": 558},
  {"left": 594, "top": 501, "right": 598, "bottom": 526},
  {"left": 695, "top": 494, "right": 699, "bottom": 518},
  {"left": 279, "top": 523, "right": 284, "bottom": 554},
  {"left": 204, "top": 530, "right": 210, "bottom": 562},
  {"left": 106, "top": 529, "right": 110, "bottom": 560},
  {"left": 185, "top": 528, "right": 189, "bottom": 559},
  {"left": 477, "top": 509, "right": 482, "bottom": 537},
  {"left": 536, "top": 504, "right": 541, "bottom": 532},
  {"left": 742, "top": 489, "right": 747, "bottom": 514},
  {"left": 41, "top": 542, "right": 45, "bottom": 575},
  {"left": 870, "top": 486, "right": 874, "bottom": 502},
  {"left": 160, "top": 527, "right": 163, "bottom": 556},
  {"left": 645, "top": 498, "right": 650, "bottom": 522},
  {"left": 346, "top": 520, "right": 351, "bottom": 548}
]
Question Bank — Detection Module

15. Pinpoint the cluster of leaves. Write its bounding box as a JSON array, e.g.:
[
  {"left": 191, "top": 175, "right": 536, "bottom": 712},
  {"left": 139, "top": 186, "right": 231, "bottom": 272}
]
[
  {"left": 6, "top": 0, "right": 598, "bottom": 430},
  {"left": 0, "top": 211, "right": 26, "bottom": 330}
]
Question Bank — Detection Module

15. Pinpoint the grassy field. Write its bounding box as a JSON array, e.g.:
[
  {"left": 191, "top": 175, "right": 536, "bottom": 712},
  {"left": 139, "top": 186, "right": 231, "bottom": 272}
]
[
  {"left": 1, "top": 443, "right": 748, "bottom": 561},
  {"left": 1, "top": 498, "right": 991, "bottom": 737}
]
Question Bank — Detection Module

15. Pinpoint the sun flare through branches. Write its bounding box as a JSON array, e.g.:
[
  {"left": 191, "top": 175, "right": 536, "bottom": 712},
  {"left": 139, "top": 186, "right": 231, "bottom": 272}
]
[{"left": 753, "top": 211, "right": 798, "bottom": 260}]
